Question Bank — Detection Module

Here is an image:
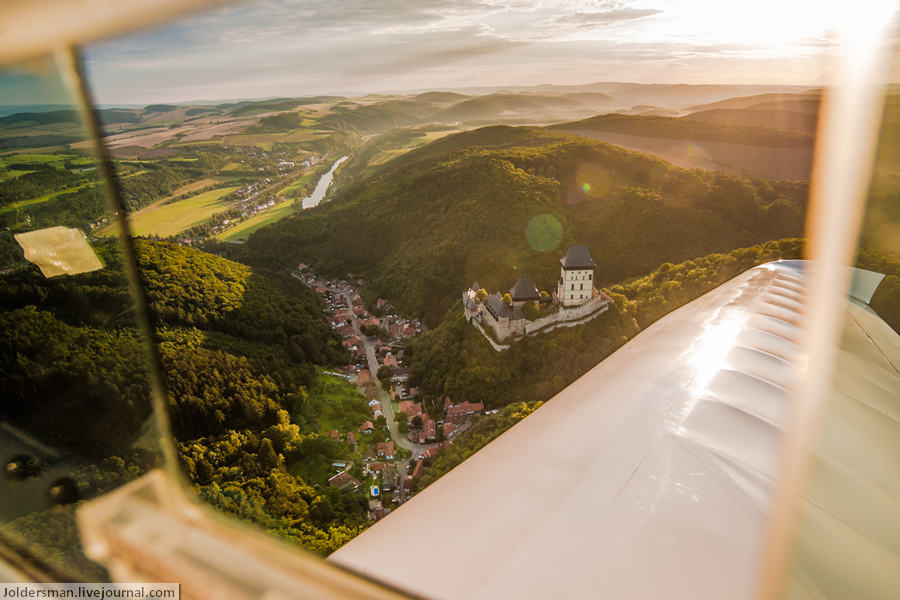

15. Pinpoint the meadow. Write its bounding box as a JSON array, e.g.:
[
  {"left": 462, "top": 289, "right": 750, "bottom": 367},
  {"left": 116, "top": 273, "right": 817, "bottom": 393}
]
[
  {"left": 216, "top": 200, "right": 297, "bottom": 243},
  {"left": 124, "top": 186, "right": 239, "bottom": 237}
]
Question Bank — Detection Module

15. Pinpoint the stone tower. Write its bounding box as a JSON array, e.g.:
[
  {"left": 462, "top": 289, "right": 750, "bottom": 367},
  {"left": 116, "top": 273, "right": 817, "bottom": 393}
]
[{"left": 557, "top": 245, "right": 596, "bottom": 307}]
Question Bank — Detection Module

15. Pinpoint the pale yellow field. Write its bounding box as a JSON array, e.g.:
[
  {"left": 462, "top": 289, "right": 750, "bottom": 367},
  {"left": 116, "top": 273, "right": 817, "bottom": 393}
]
[{"left": 123, "top": 186, "right": 239, "bottom": 237}]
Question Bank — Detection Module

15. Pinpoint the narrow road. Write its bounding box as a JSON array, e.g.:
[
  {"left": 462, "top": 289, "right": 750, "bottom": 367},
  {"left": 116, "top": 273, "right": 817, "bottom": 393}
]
[{"left": 334, "top": 287, "right": 425, "bottom": 455}]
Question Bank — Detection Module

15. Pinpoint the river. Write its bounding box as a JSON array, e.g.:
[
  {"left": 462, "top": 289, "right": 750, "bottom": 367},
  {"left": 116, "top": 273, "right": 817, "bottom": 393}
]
[{"left": 302, "top": 155, "right": 349, "bottom": 209}]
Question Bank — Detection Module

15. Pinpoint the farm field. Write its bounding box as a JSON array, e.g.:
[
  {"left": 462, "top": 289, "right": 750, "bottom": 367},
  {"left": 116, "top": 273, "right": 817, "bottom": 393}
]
[
  {"left": 122, "top": 186, "right": 239, "bottom": 237},
  {"left": 278, "top": 171, "right": 316, "bottom": 197},
  {"left": 216, "top": 199, "right": 296, "bottom": 243}
]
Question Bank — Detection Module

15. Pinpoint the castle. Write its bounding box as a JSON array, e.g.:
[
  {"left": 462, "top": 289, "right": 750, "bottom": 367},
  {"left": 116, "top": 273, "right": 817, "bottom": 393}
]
[{"left": 463, "top": 245, "right": 611, "bottom": 347}]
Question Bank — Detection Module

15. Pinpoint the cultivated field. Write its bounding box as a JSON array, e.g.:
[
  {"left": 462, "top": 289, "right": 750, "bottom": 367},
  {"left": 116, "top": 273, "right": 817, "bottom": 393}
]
[
  {"left": 216, "top": 200, "right": 296, "bottom": 243},
  {"left": 124, "top": 186, "right": 239, "bottom": 237}
]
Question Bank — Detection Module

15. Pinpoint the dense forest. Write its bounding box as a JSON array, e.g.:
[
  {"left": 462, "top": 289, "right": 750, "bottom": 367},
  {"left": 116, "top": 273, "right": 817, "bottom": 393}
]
[
  {"left": 233, "top": 126, "right": 807, "bottom": 326},
  {"left": 0, "top": 238, "right": 370, "bottom": 567}
]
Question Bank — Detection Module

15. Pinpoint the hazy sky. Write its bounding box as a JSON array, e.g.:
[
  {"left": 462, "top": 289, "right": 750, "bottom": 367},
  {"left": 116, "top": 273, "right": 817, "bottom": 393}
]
[{"left": 6, "top": 0, "right": 897, "bottom": 105}]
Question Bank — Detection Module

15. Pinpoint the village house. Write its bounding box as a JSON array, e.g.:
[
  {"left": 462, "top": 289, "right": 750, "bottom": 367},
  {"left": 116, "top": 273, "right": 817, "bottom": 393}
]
[
  {"left": 359, "top": 421, "right": 374, "bottom": 434},
  {"left": 397, "top": 401, "right": 422, "bottom": 419},
  {"left": 366, "top": 461, "right": 388, "bottom": 474},
  {"left": 446, "top": 401, "right": 485, "bottom": 425},
  {"left": 328, "top": 471, "right": 361, "bottom": 492},
  {"left": 377, "top": 441, "right": 395, "bottom": 459}
]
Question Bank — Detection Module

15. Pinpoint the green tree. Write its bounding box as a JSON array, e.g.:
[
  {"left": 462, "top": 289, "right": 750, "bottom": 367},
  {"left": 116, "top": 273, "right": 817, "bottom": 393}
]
[{"left": 522, "top": 301, "right": 541, "bottom": 321}]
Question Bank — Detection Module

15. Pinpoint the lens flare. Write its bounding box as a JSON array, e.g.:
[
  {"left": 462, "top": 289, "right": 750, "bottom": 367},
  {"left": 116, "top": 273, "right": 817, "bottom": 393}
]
[
  {"left": 525, "top": 214, "right": 562, "bottom": 252},
  {"left": 575, "top": 164, "right": 612, "bottom": 198}
]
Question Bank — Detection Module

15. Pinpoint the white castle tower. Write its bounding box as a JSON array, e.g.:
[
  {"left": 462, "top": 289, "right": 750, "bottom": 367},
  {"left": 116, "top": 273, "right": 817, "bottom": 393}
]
[{"left": 557, "top": 245, "right": 596, "bottom": 307}]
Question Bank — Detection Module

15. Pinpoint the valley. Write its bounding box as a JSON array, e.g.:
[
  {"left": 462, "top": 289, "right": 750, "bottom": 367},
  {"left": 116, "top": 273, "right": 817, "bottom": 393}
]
[{"left": 2, "top": 82, "right": 898, "bottom": 567}]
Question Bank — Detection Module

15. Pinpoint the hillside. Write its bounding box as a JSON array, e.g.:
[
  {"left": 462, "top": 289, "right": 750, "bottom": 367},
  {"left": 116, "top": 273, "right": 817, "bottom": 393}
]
[
  {"left": 686, "top": 92, "right": 820, "bottom": 113},
  {"left": 233, "top": 126, "right": 807, "bottom": 325},
  {"left": 0, "top": 239, "right": 367, "bottom": 560},
  {"left": 404, "top": 239, "right": 805, "bottom": 411},
  {"left": 551, "top": 113, "right": 813, "bottom": 147},
  {"left": 684, "top": 108, "right": 818, "bottom": 133}
]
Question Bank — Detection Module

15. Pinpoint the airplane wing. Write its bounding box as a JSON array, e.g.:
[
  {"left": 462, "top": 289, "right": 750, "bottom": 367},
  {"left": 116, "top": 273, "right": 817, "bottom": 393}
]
[{"left": 329, "top": 260, "right": 900, "bottom": 600}]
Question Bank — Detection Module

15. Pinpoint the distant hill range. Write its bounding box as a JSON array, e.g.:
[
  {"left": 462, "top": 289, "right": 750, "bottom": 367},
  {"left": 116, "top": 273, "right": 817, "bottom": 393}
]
[{"left": 233, "top": 125, "right": 808, "bottom": 325}]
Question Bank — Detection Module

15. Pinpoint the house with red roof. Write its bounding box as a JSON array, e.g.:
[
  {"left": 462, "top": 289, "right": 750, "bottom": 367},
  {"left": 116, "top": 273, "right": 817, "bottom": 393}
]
[
  {"left": 326, "top": 429, "right": 340, "bottom": 440},
  {"left": 446, "top": 401, "right": 485, "bottom": 425},
  {"left": 328, "top": 471, "right": 361, "bottom": 491},
  {"left": 359, "top": 421, "right": 374, "bottom": 434},
  {"left": 366, "top": 461, "right": 388, "bottom": 474},
  {"left": 397, "top": 401, "right": 422, "bottom": 419},
  {"left": 376, "top": 441, "right": 395, "bottom": 459}
]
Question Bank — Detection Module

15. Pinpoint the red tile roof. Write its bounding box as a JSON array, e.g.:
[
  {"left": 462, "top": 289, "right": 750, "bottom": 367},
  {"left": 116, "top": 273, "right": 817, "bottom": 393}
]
[
  {"left": 446, "top": 401, "right": 484, "bottom": 418},
  {"left": 359, "top": 421, "right": 374, "bottom": 432},
  {"left": 397, "top": 401, "right": 422, "bottom": 417},
  {"left": 328, "top": 471, "right": 360, "bottom": 490}
]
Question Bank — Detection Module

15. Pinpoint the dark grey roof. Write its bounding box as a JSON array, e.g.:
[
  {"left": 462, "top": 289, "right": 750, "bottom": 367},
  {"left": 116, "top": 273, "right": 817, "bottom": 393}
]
[
  {"left": 464, "top": 295, "right": 476, "bottom": 310},
  {"left": 484, "top": 294, "right": 509, "bottom": 319},
  {"left": 470, "top": 282, "right": 480, "bottom": 292},
  {"left": 510, "top": 278, "right": 540, "bottom": 301},
  {"left": 561, "top": 245, "right": 596, "bottom": 269}
]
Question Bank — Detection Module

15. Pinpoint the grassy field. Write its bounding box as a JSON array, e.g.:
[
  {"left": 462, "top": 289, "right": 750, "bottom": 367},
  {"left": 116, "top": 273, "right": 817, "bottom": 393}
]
[
  {"left": 0, "top": 182, "right": 96, "bottom": 215},
  {"left": 124, "top": 186, "right": 239, "bottom": 237},
  {"left": 0, "top": 153, "right": 87, "bottom": 168},
  {"left": 366, "top": 129, "right": 459, "bottom": 169},
  {"left": 278, "top": 171, "right": 316, "bottom": 197},
  {"left": 216, "top": 200, "right": 297, "bottom": 243}
]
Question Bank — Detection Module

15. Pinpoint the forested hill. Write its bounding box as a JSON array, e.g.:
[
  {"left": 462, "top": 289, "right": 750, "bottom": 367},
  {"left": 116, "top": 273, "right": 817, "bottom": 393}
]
[
  {"left": 1, "top": 239, "right": 369, "bottom": 561},
  {"left": 233, "top": 126, "right": 807, "bottom": 325},
  {"left": 0, "top": 239, "right": 344, "bottom": 451}
]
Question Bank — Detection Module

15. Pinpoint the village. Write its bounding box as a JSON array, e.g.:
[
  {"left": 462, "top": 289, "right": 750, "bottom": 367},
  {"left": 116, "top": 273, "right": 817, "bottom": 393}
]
[{"left": 293, "top": 264, "right": 490, "bottom": 521}]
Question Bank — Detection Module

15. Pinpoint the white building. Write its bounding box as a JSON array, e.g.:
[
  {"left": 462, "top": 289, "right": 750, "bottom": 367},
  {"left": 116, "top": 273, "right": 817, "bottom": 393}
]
[{"left": 557, "top": 245, "right": 596, "bottom": 307}]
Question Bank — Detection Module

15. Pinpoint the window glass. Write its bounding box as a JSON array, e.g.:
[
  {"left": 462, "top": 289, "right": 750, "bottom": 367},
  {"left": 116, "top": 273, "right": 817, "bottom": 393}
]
[
  {"left": 4, "top": 2, "right": 895, "bottom": 595},
  {"left": 783, "top": 43, "right": 899, "bottom": 599},
  {"left": 0, "top": 56, "right": 164, "bottom": 580}
]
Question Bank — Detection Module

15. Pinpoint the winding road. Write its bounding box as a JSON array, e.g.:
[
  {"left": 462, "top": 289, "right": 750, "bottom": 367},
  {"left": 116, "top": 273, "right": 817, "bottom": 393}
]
[{"left": 333, "top": 287, "right": 426, "bottom": 456}]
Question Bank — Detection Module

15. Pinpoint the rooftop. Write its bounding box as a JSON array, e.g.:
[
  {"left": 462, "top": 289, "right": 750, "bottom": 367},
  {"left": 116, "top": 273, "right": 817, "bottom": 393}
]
[
  {"left": 561, "top": 245, "right": 596, "bottom": 270},
  {"left": 510, "top": 278, "right": 540, "bottom": 301}
]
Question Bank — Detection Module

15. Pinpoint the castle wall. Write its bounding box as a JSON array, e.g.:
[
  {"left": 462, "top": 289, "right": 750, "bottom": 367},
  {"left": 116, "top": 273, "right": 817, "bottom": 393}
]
[{"left": 524, "top": 295, "right": 609, "bottom": 335}]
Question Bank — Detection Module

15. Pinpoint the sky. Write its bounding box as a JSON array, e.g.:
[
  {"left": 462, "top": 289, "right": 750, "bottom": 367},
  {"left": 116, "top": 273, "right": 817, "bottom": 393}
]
[{"left": 2, "top": 0, "right": 897, "bottom": 105}]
